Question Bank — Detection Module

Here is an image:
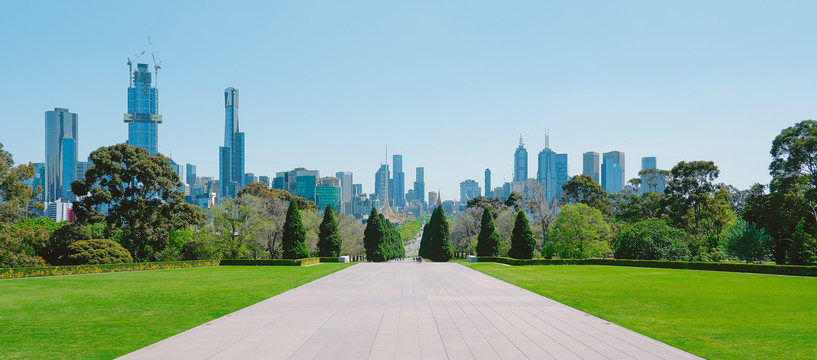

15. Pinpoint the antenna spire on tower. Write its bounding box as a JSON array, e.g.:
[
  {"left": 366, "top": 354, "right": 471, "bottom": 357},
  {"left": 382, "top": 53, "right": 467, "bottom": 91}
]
[{"left": 545, "top": 128, "right": 550, "bottom": 149}]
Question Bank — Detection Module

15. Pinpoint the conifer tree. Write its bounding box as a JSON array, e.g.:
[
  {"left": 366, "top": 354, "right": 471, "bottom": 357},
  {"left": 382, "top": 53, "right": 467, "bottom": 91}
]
[
  {"left": 420, "top": 206, "right": 453, "bottom": 262},
  {"left": 282, "top": 199, "right": 310, "bottom": 259},
  {"left": 476, "top": 207, "right": 501, "bottom": 257},
  {"left": 363, "top": 208, "right": 385, "bottom": 261},
  {"left": 418, "top": 222, "right": 430, "bottom": 259},
  {"left": 509, "top": 210, "right": 536, "bottom": 259},
  {"left": 317, "top": 205, "right": 342, "bottom": 257},
  {"left": 788, "top": 219, "right": 817, "bottom": 265}
]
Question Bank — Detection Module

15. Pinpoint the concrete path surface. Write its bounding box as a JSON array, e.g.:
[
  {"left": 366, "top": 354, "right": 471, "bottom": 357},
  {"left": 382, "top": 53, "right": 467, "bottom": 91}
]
[{"left": 120, "top": 263, "right": 702, "bottom": 360}]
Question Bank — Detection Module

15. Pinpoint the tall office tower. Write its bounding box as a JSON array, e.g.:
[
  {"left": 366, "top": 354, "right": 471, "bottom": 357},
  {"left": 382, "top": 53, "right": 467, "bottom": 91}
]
[
  {"left": 258, "top": 175, "right": 270, "bottom": 187},
  {"left": 583, "top": 151, "right": 600, "bottom": 183},
  {"left": 514, "top": 135, "right": 528, "bottom": 182},
  {"left": 336, "top": 171, "right": 353, "bottom": 213},
  {"left": 75, "top": 161, "right": 92, "bottom": 184},
  {"left": 537, "top": 133, "right": 568, "bottom": 202},
  {"left": 352, "top": 184, "right": 363, "bottom": 196},
  {"left": 374, "top": 164, "right": 390, "bottom": 205},
  {"left": 460, "top": 179, "right": 481, "bottom": 202},
  {"left": 602, "top": 151, "right": 625, "bottom": 194},
  {"left": 484, "top": 169, "right": 492, "bottom": 197},
  {"left": 45, "top": 108, "right": 78, "bottom": 203},
  {"left": 316, "top": 177, "right": 342, "bottom": 211},
  {"left": 272, "top": 168, "right": 320, "bottom": 202},
  {"left": 186, "top": 164, "right": 197, "bottom": 185},
  {"left": 218, "top": 87, "right": 245, "bottom": 200},
  {"left": 124, "top": 63, "right": 161, "bottom": 154},
  {"left": 22, "top": 163, "right": 47, "bottom": 201},
  {"left": 414, "top": 167, "right": 425, "bottom": 206},
  {"left": 392, "top": 155, "right": 405, "bottom": 207},
  {"left": 640, "top": 156, "right": 665, "bottom": 194}
]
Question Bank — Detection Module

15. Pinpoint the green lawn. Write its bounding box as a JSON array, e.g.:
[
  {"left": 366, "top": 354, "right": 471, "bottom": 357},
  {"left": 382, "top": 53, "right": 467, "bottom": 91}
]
[
  {"left": 466, "top": 263, "right": 817, "bottom": 360},
  {"left": 0, "top": 264, "right": 353, "bottom": 360}
]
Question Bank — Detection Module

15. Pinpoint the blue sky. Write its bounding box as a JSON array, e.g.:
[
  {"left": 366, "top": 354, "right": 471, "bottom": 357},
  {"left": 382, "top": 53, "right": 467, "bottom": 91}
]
[{"left": 2, "top": 0, "right": 816, "bottom": 201}]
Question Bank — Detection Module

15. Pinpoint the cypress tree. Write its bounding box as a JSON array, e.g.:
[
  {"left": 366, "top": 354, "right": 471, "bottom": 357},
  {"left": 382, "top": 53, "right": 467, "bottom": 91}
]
[
  {"left": 317, "top": 205, "right": 342, "bottom": 257},
  {"left": 282, "top": 199, "right": 310, "bottom": 259},
  {"left": 363, "top": 208, "right": 385, "bottom": 262},
  {"left": 420, "top": 206, "right": 453, "bottom": 262},
  {"left": 509, "top": 210, "right": 536, "bottom": 259},
  {"left": 418, "top": 223, "right": 430, "bottom": 259},
  {"left": 476, "top": 207, "right": 501, "bottom": 257}
]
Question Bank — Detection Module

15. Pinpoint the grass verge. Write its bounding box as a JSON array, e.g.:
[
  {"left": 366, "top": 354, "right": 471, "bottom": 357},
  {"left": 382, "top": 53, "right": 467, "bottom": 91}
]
[
  {"left": 466, "top": 263, "right": 817, "bottom": 360},
  {"left": 0, "top": 264, "right": 353, "bottom": 360}
]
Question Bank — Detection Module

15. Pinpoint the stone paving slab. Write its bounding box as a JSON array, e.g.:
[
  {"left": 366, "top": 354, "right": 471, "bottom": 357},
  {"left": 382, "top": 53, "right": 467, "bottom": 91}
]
[{"left": 119, "top": 263, "right": 703, "bottom": 360}]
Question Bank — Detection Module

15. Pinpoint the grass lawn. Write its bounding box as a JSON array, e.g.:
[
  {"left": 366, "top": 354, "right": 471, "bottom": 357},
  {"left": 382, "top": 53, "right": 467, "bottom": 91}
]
[
  {"left": 0, "top": 264, "right": 353, "bottom": 360},
  {"left": 466, "top": 263, "right": 817, "bottom": 360}
]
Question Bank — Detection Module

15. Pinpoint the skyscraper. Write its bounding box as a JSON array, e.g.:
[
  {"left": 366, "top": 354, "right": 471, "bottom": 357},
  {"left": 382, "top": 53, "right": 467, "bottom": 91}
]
[
  {"left": 514, "top": 135, "right": 528, "bottom": 182},
  {"left": 45, "top": 108, "right": 78, "bottom": 203},
  {"left": 219, "top": 87, "right": 245, "bottom": 200},
  {"left": 460, "top": 179, "right": 481, "bottom": 202},
  {"left": 583, "top": 151, "right": 600, "bottom": 183},
  {"left": 124, "top": 63, "right": 161, "bottom": 154},
  {"left": 375, "top": 164, "right": 390, "bottom": 205},
  {"left": 186, "top": 163, "right": 197, "bottom": 185},
  {"left": 316, "top": 177, "right": 342, "bottom": 211},
  {"left": 336, "top": 171, "right": 353, "bottom": 213},
  {"left": 602, "top": 151, "right": 625, "bottom": 194},
  {"left": 484, "top": 168, "right": 492, "bottom": 197},
  {"left": 392, "top": 155, "right": 405, "bottom": 207},
  {"left": 537, "top": 133, "right": 568, "bottom": 202},
  {"left": 640, "top": 156, "right": 665, "bottom": 194},
  {"left": 272, "top": 168, "right": 319, "bottom": 202},
  {"left": 414, "top": 167, "right": 425, "bottom": 206}
]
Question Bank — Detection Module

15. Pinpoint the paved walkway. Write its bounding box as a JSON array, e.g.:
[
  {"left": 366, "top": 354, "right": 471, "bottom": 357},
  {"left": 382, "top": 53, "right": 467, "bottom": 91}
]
[{"left": 120, "top": 263, "right": 702, "bottom": 360}]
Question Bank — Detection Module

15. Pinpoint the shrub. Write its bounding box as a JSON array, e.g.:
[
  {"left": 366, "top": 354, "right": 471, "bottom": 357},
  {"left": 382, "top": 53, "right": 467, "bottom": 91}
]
[
  {"left": 550, "top": 203, "right": 611, "bottom": 259},
  {"left": 724, "top": 219, "right": 772, "bottom": 263},
  {"left": 788, "top": 220, "right": 817, "bottom": 265},
  {"left": 62, "top": 239, "right": 133, "bottom": 265},
  {"left": 0, "top": 260, "right": 217, "bottom": 279},
  {"left": 40, "top": 223, "right": 92, "bottom": 265},
  {"left": 614, "top": 219, "right": 690, "bottom": 261}
]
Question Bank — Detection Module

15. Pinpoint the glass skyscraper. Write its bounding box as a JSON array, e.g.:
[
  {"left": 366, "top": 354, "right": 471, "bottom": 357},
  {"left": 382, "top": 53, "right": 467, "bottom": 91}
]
[
  {"left": 45, "top": 108, "right": 78, "bottom": 203},
  {"left": 375, "top": 164, "right": 390, "bottom": 205},
  {"left": 316, "top": 177, "right": 342, "bottom": 211},
  {"left": 414, "top": 167, "right": 425, "bottom": 207},
  {"left": 514, "top": 136, "right": 528, "bottom": 182},
  {"left": 602, "top": 151, "right": 625, "bottom": 194},
  {"left": 272, "top": 168, "right": 319, "bottom": 202},
  {"left": 484, "top": 168, "right": 491, "bottom": 197},
  {"left": 219, "top": 87, "right": 245, "bottom": 200},
  {"left": 460, "top": 179, "right": 481, "bottom": 202},
  {"left": 392, "top": 155, "right": 405, "bottom": 207},
  {"left": 583, "top": 151, "right": 600, "bottom": 183},
  {"left": 537, "top": 134, "right": 568, "bottom": 202},
  {"left": 336, "top": 171, "right": 353, "bottom": 213},
  {"left": 124, "top": 64, "right": 161, "bottom": 154}
]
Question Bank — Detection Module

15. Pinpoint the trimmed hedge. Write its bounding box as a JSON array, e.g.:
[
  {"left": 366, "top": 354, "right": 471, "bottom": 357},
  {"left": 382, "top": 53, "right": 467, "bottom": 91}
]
[
  {"left": 476, "top": 257, "right": 817, "bottom": 277},
  {"left": 0, "top": 260, "right": 219, "bottom": 279},
  {"left": 319, "top": 257, "right": 340, "bottom": 263},
  {"left": 219, "top": 258, "right": 320, "bottom": 266}
]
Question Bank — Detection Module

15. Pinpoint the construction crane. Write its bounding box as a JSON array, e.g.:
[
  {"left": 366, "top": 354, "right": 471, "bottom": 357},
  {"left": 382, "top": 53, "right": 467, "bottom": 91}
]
[
  {"left": 126, "top": 50, "right": 145, "bottom": 86},
  {"left": 148, "top": 36, "right": 162, "bottom": 87}
]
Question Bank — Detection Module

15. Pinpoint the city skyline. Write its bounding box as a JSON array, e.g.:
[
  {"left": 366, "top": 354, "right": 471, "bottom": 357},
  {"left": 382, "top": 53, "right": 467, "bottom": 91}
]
[{"left": 4, "top": 1, "right": 817, "bottom": 200}]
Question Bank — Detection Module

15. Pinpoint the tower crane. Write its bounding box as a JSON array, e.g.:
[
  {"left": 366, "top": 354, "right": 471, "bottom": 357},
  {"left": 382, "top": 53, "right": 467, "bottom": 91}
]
[
  {"left": 148, "top": 36, "right": 162, "bottom": 87},
  {"left": 126, "top": 51, "right": 145, "bottom": 86}
]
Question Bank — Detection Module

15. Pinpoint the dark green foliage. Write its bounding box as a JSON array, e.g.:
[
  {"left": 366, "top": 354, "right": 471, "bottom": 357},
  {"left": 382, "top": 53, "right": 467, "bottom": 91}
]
[
  {"left": 62, "top": 239, "right": 133, "bottom": 265},
  {"left": 419, "top": 206, "right": 453, "bottom": 262},
  {"left": 71, "top": 144, "right": 202, "bottom": 261},
  {"left": 504, "top": 192, "right": 524, "bottom": 209},
  {"left": 724, "top": 219, "right": 772, "bottom": 263},
  {"left": 508, "top": 210, "right": 536, "bottom": 259},
  {"left": 362, "top": 208, "right": 404, "bottom": 262},
  {"left": 614, "top": 219, "right": 690, "bottom": 261},
  {"left": 418, "top": 223, "right": 430, "bottom": 258},
  {"left": 742, "top": 185, "right": 803, "bottom": 262},
  {"left": 219, "top": 258, "right": 319, "bottom": 266},
  {"left": 561, "top": 174, "right": 609, "bottom": 214},
  {"left": 476, "top": 207, "right": 501, "bottom": 256},
  {"left": 661, "top": 160, "right": 729, "bottom": 235},
  {"left": 317, "top": 205, "right": 342, "bottom": 257},
  {"left": 180, "top": 235, "right": 222, "bottom": 261},
  {"left": 474, "top": 257, "right": 817, "bottom": 277},
  {"left": 282, "top": 199, "right": 310, "bottom": 259},
  {"left": 788, "top": 220, "right": 817, "bottom": 265},
  {"left": 40, "top": 223, "right": 92, "bottom": 265}
]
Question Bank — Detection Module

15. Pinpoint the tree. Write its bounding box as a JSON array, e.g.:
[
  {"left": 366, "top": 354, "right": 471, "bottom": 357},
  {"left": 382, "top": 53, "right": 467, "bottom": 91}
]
[
  {"left": 238, "top": 182, "right": 317, "bottom": 211},
  {"left": 561, "top": 174, "right": 609, "bottom": 214},
  {"left": 476, "top": 207, "right": 501, "bottom": 257},
  {"left": 209, "top": 195, "right": 268, "bottom": 260},
  {"left": 638, "top": 168, "right": 669, "bottom": 194},
  {"left": 282, "top": 199, "right": 310, "bottom": 259},
  {"left": 724, "top": 219, "right": 772, "bottom": 263},
  {"left": 504, "top": 191, "right": 524, "bottom": 210},
  {"left": 742, "top": 184, "right": 804, "bottom": 263},
  {"left": 449, "top": 207, "right": 482, "bottom": 252},
  {"left": 662, "top": 161, "right": 731, "bottom": 236},
  {"left": 550, "top": 203, "right": 612, "bottom": 259},
  {"left": 525, "top": 180, "right": 559, "bottom": 250},
  {"left": 609, "top": 192, "right": 662, "bottom": 224},
  {"left": 420, "top": 206, "right": 453, "bottom": 262},
  {"left": 614, "top": 219, "right": 690, "bottom": 261},
  {"left": 770, "top": 120, "right": 817, "bottom": 224},
  {"left": 363, "top": 208, "right": 385, "bottom": 261},
  {"left": 317, "top": 205, "right": 342, "bottom": 257},
  {"left": 787, "top": 220, "right": 817, "bottom": 265},
  {"left": 40, "top": 223, "right": 91, "bottom": 265},
  {"left": 466, "top": 196, "right": 506, "bottom": 214},
  {"left": 0, "top": 142, "right": 43, "bottom": 223},
  {"left": 508, "top": 210, "right": 536, "bottom": 259},
  {"left": 71, "top": 144, "right": 202, "bottom": 261},
  {"left": 62, "top": 239, "right": 133, "bottom": 265}
]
